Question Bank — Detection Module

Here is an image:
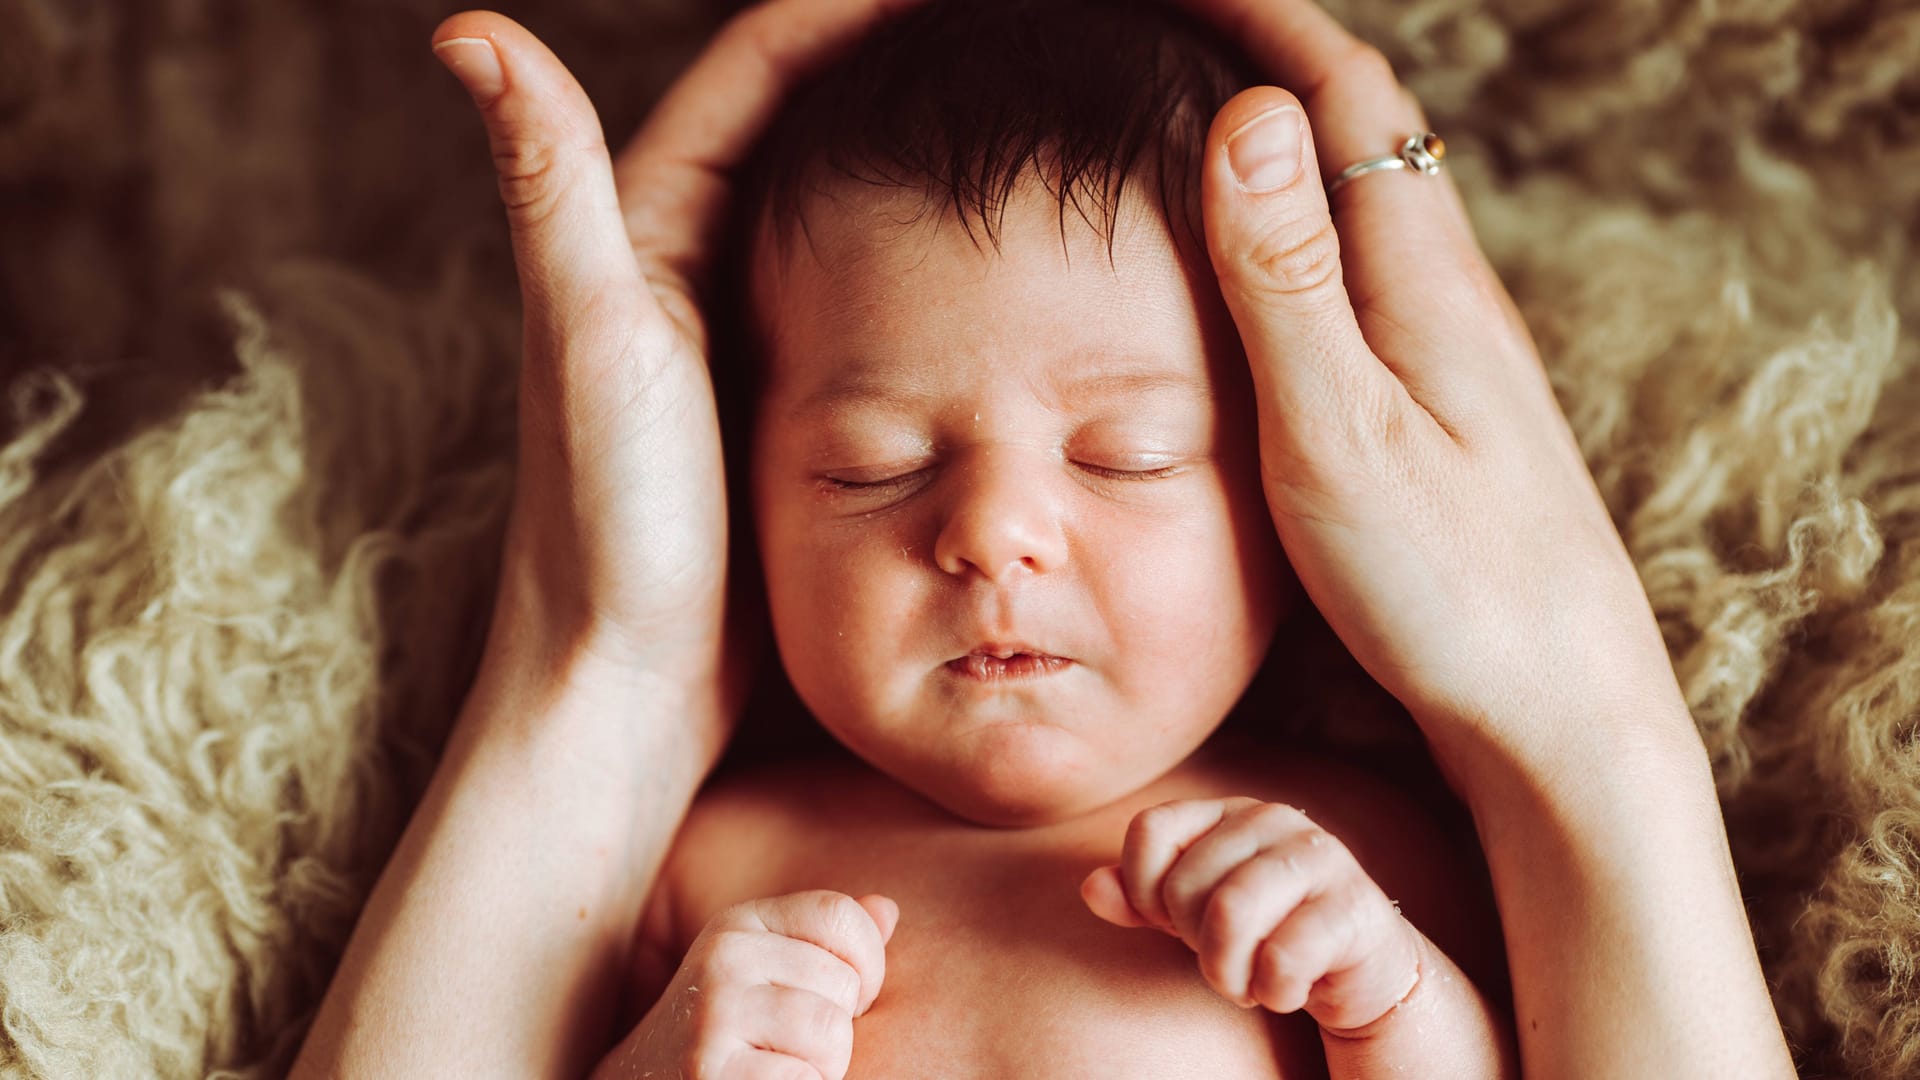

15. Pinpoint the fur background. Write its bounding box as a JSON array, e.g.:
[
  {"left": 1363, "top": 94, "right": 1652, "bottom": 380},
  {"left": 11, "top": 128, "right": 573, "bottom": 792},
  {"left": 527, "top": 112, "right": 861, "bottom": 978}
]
[{"left": 0, "top": 0, "right": 1916, "bottom": 1075}]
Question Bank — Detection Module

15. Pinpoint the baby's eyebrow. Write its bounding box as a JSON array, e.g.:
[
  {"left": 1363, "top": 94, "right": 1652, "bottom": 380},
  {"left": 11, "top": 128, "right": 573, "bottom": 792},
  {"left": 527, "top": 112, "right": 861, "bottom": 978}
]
[
  {"left": 1060, "top": 367, "right": 1215, "bottom": 403},
  {"left": 791, "top": 364, "right": 1213, "bottom": 418}
]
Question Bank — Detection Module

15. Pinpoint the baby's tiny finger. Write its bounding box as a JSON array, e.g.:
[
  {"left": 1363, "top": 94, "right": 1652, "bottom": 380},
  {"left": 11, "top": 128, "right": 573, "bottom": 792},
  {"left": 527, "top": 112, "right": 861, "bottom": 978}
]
[
  {"left": 1120, "top": 798, "right": 1263, "bottom": 936},
  {"left": 1251, "top": 885, "right": 1414, "bottom": 1032},
  {"left": 1249, "top": 890, "right": 1350, "bottom": 1015},
  {"left": 1194, "top": 846, "right": 1322, "bottom": 1006},
  {"left": 732, "top": 983, "right": 853, "bottom": 1079},
  {"left": 739, "top": 933, "right": 864, "bottom": 1019},
  {"left": 740, "top": 892, "right": 890, "bottom": 1017},
  {"left": 1163, "top": 802, "right": 1325, "bottom": 944},
  {"left": 723, "top": 1048, "right": 830, "bottom": 1080}
]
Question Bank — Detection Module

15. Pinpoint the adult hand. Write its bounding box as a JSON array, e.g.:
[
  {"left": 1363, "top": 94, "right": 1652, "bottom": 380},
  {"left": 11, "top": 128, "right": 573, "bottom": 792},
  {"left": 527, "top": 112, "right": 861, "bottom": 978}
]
[
  {"left": 1174, "top": 0, "right": 1689, "bottom": 776},
  {"left": 1159, "top": 7, "right": 1795, "bottom": 1076},
  {"left": 430, "top": 0, "right": 924, "bottom": 745}
]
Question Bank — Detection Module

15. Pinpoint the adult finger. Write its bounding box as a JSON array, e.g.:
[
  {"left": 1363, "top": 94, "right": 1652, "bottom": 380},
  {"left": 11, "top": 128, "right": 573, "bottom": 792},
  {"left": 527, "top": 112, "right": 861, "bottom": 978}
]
[
  {"left": 1181, "top": 0, "right": 1478, "bottom": 244},
  {"left": 1197, "top": 85, "right": 1444, "bottom": 461},
  {"left": 612, "top": 0, "right": 929, "bottom": 326},
  {"left": 432, "top": 12, "right": 652, "bottom": 352},
  {"left": 1184, "top": 0, "right": 1541, "bottom": 438}
]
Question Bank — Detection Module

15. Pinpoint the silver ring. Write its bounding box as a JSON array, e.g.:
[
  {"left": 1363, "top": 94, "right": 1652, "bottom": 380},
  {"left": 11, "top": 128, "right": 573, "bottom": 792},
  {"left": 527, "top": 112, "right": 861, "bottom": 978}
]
[{"left": 1327, "top": 132, "right": 1448, "bottom": 197}]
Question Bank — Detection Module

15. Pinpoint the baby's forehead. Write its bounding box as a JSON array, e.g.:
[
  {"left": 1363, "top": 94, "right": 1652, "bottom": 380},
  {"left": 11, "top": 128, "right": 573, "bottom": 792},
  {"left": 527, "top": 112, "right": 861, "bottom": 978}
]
[
  {"left": 753, "top": 175, "right": 1197, "bottom": 290},
  {"left": 745, "top": 178, "right": 1217, "bottom": 371}
]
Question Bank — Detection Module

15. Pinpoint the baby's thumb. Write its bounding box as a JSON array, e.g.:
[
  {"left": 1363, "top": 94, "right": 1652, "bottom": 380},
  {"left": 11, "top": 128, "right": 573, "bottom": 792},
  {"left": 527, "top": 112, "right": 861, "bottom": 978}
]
[
  {"left": 855, "top": 894, "right": 899, "bottom": 945},
  {"left": 431, "top": 12, "right": 646, "bottom": 347},
  {"left": 1080, "top": 866, "right": 1160, "bottom": 931}
]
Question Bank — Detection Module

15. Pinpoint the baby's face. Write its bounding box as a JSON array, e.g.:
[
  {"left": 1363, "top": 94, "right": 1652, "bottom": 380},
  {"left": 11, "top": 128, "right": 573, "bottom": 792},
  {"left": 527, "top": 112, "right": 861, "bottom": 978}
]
[{"left": 747, "top": 177, "right": 1295, "bottom": 827}]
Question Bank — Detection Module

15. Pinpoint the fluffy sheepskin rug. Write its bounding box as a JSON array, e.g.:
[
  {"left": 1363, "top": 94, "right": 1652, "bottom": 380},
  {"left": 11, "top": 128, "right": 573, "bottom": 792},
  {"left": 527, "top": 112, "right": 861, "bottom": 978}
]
[{"left": 0, "top": 0, "right": 1916, "bottom": 1076}]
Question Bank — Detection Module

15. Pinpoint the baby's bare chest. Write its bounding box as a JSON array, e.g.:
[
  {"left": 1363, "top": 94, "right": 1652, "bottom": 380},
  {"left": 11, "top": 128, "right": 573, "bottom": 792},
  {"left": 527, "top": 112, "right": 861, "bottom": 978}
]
[{"left": 662, "top": 752, "right": 1344, "bottom": 1078}]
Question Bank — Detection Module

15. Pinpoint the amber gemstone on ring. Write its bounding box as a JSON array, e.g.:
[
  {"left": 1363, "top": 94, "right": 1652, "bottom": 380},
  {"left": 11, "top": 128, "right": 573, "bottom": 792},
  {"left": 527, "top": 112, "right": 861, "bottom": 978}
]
[{"left": 1424, "top": 133, "right": 1447, "bottom": 160}]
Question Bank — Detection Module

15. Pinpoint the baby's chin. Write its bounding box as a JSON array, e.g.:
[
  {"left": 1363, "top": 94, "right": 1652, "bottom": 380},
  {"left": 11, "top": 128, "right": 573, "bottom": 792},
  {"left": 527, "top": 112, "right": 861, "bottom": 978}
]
[{"left": 854, "top": 720, "right": 1193, "bottom": 829}]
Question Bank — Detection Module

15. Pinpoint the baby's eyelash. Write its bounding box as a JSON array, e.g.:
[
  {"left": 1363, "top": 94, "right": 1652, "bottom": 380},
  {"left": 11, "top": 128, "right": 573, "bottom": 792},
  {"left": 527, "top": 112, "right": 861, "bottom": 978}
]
[
  {"left": 1081, "top": 464, "right": 1182, "bottom": 481},
  {"left": 822, "top": 472, "right": 922, "bottom": 492},
  {"left": 820, "top": 462, "right": 1181, "bottom": 494}
]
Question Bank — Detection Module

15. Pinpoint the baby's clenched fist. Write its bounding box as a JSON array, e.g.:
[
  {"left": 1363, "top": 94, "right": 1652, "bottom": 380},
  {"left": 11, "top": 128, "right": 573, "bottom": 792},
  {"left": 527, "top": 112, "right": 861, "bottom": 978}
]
[
  {"left": 1082, "top": 797, "right": 1421, "bottom": 1035},
  {"left": 592, "top": 890, "right": 897, "bottom": 1080}
]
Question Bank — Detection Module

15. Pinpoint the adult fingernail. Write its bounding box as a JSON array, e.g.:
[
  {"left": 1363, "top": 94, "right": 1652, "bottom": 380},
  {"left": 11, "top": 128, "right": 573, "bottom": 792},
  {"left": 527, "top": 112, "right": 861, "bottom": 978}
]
[
  {"left": 434, "top": 37, "right": 504, "bottom": 104},
  {"left": 1227, "top": 106, "right": 1304, "bottom": 194}
]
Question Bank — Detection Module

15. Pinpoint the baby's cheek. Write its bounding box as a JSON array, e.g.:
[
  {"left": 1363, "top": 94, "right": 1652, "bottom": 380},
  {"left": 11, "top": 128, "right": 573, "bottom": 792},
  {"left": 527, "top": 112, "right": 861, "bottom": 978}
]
[
  {"left": 783, "top": 527, "right": 931, "bottom": 697},
  {"left": 1097, "top": 499, "right": 1275, "bottom": 710}
]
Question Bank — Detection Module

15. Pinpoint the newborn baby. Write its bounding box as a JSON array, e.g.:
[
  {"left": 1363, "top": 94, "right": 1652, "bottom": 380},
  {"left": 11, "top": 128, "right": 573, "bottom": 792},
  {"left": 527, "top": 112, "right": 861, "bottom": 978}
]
[{"left": 604, "top": 1, "right": 1516, "bottom": 1075}]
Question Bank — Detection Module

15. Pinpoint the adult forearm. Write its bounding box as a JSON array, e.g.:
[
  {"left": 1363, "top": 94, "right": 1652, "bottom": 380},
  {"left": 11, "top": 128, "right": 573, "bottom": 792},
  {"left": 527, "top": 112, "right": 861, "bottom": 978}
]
[
  {"left": 289, "top": 602, "right": 726, "bottom": 1079},
  {"left": 1429, "top": 710, "right": 1795, "bottom": 1078}
]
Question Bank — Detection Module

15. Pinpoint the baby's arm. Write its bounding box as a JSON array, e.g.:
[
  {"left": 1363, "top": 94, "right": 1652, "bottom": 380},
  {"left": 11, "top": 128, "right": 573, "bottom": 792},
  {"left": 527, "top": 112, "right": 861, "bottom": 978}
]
[{"left": 1081, "top": 798, "right": 1518, "bottom": 1079}]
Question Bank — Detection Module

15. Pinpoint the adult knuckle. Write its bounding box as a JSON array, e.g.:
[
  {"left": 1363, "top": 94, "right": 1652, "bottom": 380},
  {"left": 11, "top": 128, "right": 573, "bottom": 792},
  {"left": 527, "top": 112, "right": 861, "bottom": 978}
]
[
  {"left": 491, "top": 136, "right": 570, "bottom": 225},
  {"left": 1244, "top": 216, "right": 1343, "bottom": 298},
  {"left": 1345, "top": 43, "right": 1400, "bottom": 88}
]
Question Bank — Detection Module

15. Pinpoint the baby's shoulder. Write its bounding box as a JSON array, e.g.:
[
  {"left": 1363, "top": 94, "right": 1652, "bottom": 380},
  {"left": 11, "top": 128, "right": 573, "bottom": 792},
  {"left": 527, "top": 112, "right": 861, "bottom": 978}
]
[
  {"left": 652, "top": 749, "right": 881, "bottom": 902},
  {"left": 630, "top": 749, "right": 878, "bottom": 1006}
]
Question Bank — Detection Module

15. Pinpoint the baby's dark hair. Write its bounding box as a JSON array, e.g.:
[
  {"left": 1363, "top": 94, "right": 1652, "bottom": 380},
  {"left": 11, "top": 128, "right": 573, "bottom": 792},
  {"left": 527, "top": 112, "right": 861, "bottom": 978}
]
[
  {"left": 709, "top": 0, "right": 1270, "bottom": 410},
  {"left": 730, "top": 0, "right": 1268, "bottom": 272}
]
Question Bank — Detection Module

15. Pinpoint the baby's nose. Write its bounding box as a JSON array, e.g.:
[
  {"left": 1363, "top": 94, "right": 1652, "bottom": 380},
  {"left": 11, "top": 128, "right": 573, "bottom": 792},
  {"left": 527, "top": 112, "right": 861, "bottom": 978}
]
[{"left": 931, "top": 445, "right": 1069, "bottom": 583}]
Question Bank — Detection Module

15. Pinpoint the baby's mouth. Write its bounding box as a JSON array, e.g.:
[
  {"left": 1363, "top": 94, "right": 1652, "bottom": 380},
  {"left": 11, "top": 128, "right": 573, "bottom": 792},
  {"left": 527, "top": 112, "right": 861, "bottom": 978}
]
[{"left": 945, "top": 651, "right": 1073, "bottom": 681}]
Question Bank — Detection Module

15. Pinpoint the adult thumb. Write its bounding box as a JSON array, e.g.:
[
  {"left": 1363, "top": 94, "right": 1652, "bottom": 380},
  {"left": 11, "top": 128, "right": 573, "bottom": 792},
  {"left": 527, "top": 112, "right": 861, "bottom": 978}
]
[
  {"left": 1201, "top": 88, "right": 1399, "bottom": 450},
  {"left": 432, "top": 12, "right": 647, "bottom": 342}
]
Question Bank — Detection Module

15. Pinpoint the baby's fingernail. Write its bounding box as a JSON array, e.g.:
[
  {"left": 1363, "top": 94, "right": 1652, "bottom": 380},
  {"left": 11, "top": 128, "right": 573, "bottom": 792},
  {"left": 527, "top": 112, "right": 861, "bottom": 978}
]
[
  {"left": 434, "top": 37, "right": 504, "bottom": 103},
  {"left": 1227, "top": 106, "right": 1304, "bottom": 193}
]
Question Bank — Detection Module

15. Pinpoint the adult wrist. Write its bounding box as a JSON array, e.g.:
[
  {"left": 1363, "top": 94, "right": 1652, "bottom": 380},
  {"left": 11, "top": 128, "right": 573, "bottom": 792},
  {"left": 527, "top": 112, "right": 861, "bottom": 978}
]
[
  {"left": 1414, "top": 681, "right": 1710, "bottom": 821},
  {"left": 1413, "top": 697, "right": 1792, "bottom": 1076},
  {"left": 464, "top": 573, "right": 735, "bottom": 780}
]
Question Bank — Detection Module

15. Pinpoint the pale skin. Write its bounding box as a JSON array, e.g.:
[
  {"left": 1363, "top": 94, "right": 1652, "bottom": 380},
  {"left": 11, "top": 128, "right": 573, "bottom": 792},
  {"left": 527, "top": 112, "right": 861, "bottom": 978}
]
[
  {"left": 286, "top": 0, "right": 1799, "bottom": 1076},
  {"left": 584, "top": 172, "right": 1516, "bottom": 1076}
]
